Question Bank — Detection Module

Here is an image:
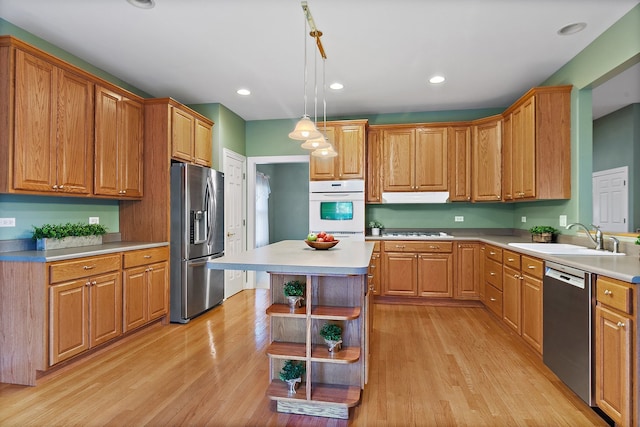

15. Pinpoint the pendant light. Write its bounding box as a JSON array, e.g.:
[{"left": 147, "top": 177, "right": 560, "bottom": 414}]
[{"left": 289, "top": 4, "right": 322, "bottom": 141}]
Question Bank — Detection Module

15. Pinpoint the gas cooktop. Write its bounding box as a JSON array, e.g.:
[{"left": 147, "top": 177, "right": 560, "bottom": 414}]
[{"left": 380, "top": 231, "right": 454, "bottom": 239}]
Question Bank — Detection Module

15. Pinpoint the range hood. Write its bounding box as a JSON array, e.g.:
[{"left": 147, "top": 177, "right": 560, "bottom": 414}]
[{"left": 381, "top": 191, "right": 450, "bottom": 204}]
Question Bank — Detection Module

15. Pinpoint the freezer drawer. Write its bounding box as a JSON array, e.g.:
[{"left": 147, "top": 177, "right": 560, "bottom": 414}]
[{"left": 170, "top": 254, "right": 224, "bottom": 323}]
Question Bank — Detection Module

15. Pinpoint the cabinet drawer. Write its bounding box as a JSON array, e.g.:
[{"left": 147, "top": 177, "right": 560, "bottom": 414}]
[
  {"left": 485, "top": 258, "right": 503, "bottom": 290},
  {"left": 521, "top": 256, "right": 544, "bottom": 279},
  {"left": 502, "top": 250, "right": 521, "bottom": 270},
  {"left": 596, "top": 276, "right": 633, "bottom": 314},
  {"left": 50, "top": 254, "right": 121, "bottom": 284},
  {"left": 123, "top": 246, "right": 169, "bottom": 269},
  {"left": 484, "top": 284, "right": 503, "bottom": 317},
  {"left": 382, "top": 241, "right": 452, "bottom": 253},
  {"left": 485, "top": 245, "right": 503, "bottom": 263}
]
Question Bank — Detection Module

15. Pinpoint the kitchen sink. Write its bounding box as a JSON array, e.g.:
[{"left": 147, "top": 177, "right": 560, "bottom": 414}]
[{"left": 508, "top": 242, "right": 625, "bottom": 256}]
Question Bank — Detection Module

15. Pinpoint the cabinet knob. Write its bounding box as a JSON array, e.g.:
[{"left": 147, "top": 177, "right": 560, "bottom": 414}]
[
  {"left": 490, "top": 272, "right": 496, "bottom": 276},
  {"left": 604, "top": 289, "right": 613, "bottom": 295},
  {"left": 467, "top": 196, "right": 471, "bottom": 201},
  {"left": 617, "top": 322, "right": 626, "bottom": 328},
  {"left": 490, "top": 298, "right": 497, "bottom": 302},
  {"left": 92, "top": 281, "right": 97, "bottom": 285},
  {"left": 52, "top": 184, "right": 58, "bottom": 189},
  {"left": 58, "top": 185, "right": 64, "bottom": 189},
  {"left": 367, "top": 274, "right": 374, "bottom": 279},
  {"left": 144, "top": 255, "right": 152, "bottom": 259},
  {"left": 369, "top": 264, "right": 376, "bottom": 268}
]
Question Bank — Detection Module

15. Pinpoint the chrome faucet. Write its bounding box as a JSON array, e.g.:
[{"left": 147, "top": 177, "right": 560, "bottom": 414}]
[{"left": 566, "top": 223, "right": 603, "bottom": 250}]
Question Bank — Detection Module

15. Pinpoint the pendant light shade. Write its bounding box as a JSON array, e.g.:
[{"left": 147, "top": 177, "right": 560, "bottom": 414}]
[
  {"left": 301, "top": 134, "right": 330, "bottom": 150},
  {"left": 311, "top": 144, "right": 338, "bottom": 158},
  {"left": 289, "top": 115, "right": 322, "bottom": 141}
]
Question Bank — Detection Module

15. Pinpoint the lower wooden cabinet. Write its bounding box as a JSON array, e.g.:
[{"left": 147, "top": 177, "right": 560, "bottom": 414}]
[
  {"left": 367, "top": 241, "right": 381, "bottom": 296},
  {"left": 595, "top": 275, "right": 636, "bottom": 427},
  {"left": 455, "top": 242, "right": 480, "bottom": 299}
]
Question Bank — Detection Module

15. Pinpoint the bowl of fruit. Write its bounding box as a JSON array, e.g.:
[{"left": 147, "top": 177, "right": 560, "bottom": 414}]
[{"left": 305, "top": 231, "right": 339, "bottom": 250}]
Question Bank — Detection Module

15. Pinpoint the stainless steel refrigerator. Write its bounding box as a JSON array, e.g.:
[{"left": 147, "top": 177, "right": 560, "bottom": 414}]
[{"left": 170, "top": 163, "right": 224, "bottom": 323}]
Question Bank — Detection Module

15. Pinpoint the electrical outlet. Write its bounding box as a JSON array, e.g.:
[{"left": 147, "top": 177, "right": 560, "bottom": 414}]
[
  {"left": 454, "top": 216, "right": 464, "bottom": 222},
  {"left": 521, "top": 216, "right": 527, "bottom": 223},
  {"left": 0, "top": 218, "right": 16, "bottom": 227},
  {"left": 559, "top": 215, "right": 567, "bottom": 227},
  {"left": 89, "top": 217, "right": 100, "bottom": 224}
]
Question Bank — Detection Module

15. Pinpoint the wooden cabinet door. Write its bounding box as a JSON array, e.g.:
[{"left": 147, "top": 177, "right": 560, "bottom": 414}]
[
  {"left": 89, "top": 272, "right": 122, "bottom": 347},
  {"left": 366, "top": 128, "right": 382, "bottom": 203},
  {"left": 383, "top": 252, "right": 417, "bottom": 296},
  {"left": 368, "top": 252, "right": 381, "bottom": 295},
  {"left": 501, "top": 113, "right": 513, "bottom": 200},
  {"left": 417, "top": 253, "right": 453, "bottom": 297},
  {"left": 171, "top": 107, "right": 195, "bottom": 162},
  {"left": 337, "top": 124, "right": 365, "bottom": 179},
  {"left": 147, "top": 261, "right": 169, "bottom": 320},
  {"left": 448, "top": 126, "right": 471, "bottom": 202},
  {"left": 14, "top": 49, "right": 57, "bottom": 192},
  {"left": 415, "top": 127, "right": 448, "bottom": 191},
  {"left": 455, "top": 243, "right": 480, "bottom": 299},
  {"left": 56, "top": 67, "right": 93, "bottom": 195},
  {"left": 309, "top": 126, "right": 337, "bottom": 180},
  {"left": 119, "top": 98, "right": 144, "bottom": 198},
  {"left": 520, "top": 97, "right": 536, "bottom": 198},
  {"left": 502, "top": 265, "right": 521, "bottom": 333},
  {"left": 521, "top": 273, "right": 542, "bottom": 354},
  {"left": 472, "top": 118, "right": 502, "bottom": 201},
  {"left": 382, "top": 128, "right": 415, "bottom": 191},
  {"left": 50, "top": 279, "right": 89, "bottom": 365},
  {"left": 123, "top": 266, "right": 148, "bottom": 332},
  {"left": 94, "top": 86, "right": 120, "bottom": 196},
  {"left": 194, "top": 118, "right": 213, "bottom": 167},
  {"left": 595, "top": 304, "right": 632, "bottom": 427}
]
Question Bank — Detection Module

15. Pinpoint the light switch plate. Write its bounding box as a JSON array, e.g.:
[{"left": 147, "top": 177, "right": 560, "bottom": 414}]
[
  {"left": 0, "top": 218, "right": 16, "bottom": 227},
  {"left": 89, "top": 217, "right": 100, "bottom": 224},
  {"left": 559, "top": 215, "right": 567, "bottom": 227},
  {"left": 521, "top": 216, "right": 527, "bottom": 223},
  {"left": 454, "top": 216, "right": 464, "bottom": 222}
]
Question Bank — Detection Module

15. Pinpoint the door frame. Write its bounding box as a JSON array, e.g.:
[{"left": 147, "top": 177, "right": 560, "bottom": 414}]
[{"left": 223, "top": 148, "right": 247, "bottom": 296}]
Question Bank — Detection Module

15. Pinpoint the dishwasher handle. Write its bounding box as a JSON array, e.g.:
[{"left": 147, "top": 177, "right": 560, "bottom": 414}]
[{"left": 545, "top": 267, "right": 586, "bottom": 289}]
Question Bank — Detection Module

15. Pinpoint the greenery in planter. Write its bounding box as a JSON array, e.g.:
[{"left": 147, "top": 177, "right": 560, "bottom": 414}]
[
  {"left": 368, "top": 220, "right": 384, "bottom": 229},
  {"left": 635, "top": 235, "right": 640, "bottom": 245},
  {"left": 528, "top": 226, "right": 558, "bottom": 235},
  {"left": 319, "top": 323, "right": 342, "bottom": 341},
  {"left": 282, "top": 280, "right": 305, "bottom": 297},
  {"left": 278, "top": 360, "right": 306, "bottom": 381},
  {"left": 32, "top": 222, "right": 108, "bottom": 240}
]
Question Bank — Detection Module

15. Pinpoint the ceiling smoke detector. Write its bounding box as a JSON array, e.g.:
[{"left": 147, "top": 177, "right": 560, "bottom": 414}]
[{"left": 127, "top": 0, "right": 155, "bottom": 9}]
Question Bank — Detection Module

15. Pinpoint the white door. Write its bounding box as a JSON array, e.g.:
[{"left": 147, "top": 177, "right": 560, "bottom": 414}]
[
  {"left": 592, "top": 166, "right": 628, "bottom": 232},
  {"left": 223, "top": 149, "right": 246, "bottom": 299}
]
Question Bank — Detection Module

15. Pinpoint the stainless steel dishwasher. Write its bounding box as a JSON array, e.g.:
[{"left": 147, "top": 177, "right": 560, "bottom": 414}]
[{"left": 543, "top": 261, "right": 594, "bottom": 406}]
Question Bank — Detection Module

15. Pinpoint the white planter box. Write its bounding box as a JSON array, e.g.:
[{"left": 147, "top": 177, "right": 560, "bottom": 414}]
[{"left": 36, "top": 235, "right": 103, "bottom": 251}]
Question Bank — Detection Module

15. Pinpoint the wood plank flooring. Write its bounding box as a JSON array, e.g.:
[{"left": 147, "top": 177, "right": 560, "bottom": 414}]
[{"left": 0, "top": 289, "right": 608, "bottom": 426}]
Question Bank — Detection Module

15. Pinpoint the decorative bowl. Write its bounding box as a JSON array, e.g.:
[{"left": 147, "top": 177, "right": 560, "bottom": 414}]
[{"left": 304, "top": 239, "right": 339, "bottom": 250}]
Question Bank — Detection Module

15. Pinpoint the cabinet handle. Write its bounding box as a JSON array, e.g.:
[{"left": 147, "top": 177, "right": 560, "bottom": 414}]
[
  {"left": 85, "top": 280, "right": 91, "bottom": 286},
  {"left": 395, "top": 245, "right": 405, "bottom": 249},
  {"left": 92, "top": 281, "right": 97, "bottom": 286},
  {"left": 52, "top": 184, "right": 58, "bottom": 189},
  {"left": 58, "top": 185, "right": 64, "bottom": 189},
  {"left": 490, "top": 272, "right": 496, "bottom": 276},
  {"left": 490, "top": 298, "right": 497, "bottom": 302},
  {"left": 369, "top": 285, "right": 375, "bottom": 291},
  {"left": 604, "top": 289, "right": 613, "bottom": 295},
  {"left": 144, "top": 255, "right": 152, "bottom": 259},
  {"left": 428, "top": 245, "right": 439, "bottom": 249},
  {"left": 489, "top": 251, "right": 496, "bottom": 255},
  {"left": 617, "top": 322, "right": 626, "bottom": 328},
  {"left": 467, "top": 196, "right": 471, "bottom": 201},
  {"left": 368, "top": 274, "right": 374, "bottom": 279},
  {"left": 507, "top": 258, "right": 515, "bottom": 262},
  {"left": 513, "top": 274, "right": 520, "bottom": 279},
  {"left": 147, "top": 267, "right": 154, "bottom": 272},
  {"left": 83, "top": 265, "right": 95, "bottom": 270},
  {"left": 527, "top": 265, "right": 535, "bottom": 269}
]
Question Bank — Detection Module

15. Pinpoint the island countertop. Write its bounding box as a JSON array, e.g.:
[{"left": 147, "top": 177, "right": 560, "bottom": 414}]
[{"left": 207, "top": 240, "right": 375, "bottom": 275}]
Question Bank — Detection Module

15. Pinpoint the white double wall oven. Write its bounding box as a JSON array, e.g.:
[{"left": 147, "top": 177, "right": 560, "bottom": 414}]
[{"left": 309, "top": 180, "right": 365, "bottom": 241}]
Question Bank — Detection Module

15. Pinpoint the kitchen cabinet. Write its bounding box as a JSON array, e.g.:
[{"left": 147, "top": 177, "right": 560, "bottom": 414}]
[
  {"left": 380, "top": 125, "right": 448, "bottom": 192},
  {"left": 383, "top": 241, "right": 453, "bottom": 298},
  {"left": 455, "top": 242, "right": 480, "bottom": 299},
  {"left": 266, "top": 272, "right": 365, "bottom": 419},
  {"left": 502, "top": 250, "right": 522, "bottom": 333},
  {"left": 160, "top": 99, "right": 213, "bottom": 167},
  {"left": 502, "top": 86, "right": 571, "bottom": 201},
  {"left": 309, "top": 119, "right": 367, "bottom": 181},
  {"left": 122, "top": 247, "right": 169, "bottom": 333},
  {"left": 9, "top": 48, "right": 94, "bottom": 195},
  {"left": 448, "top": 125, "right": 472, "bottom": 202},
  {"left": 482, "top": 245, "right": 503, "bottom": 317},
  {"left": 367, "top": 241, "right": 381, "bottom": 295},
  {"left": 49, "top": 254, "right": 122, "bottom": 365},
  {"left": 94, "top": 85, "right": 144, "bottom": 199},
  {"left": 472, "top": 116, "right": 502, "bottom": 202},
  {"left": 366, "top": 128, "right": 383, "bottom": 203},
  {"left": 595, "top": 275, "right": 636, "bottom": 427}
]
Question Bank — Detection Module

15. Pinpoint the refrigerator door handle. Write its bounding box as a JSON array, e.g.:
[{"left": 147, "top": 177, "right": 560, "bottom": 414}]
[{"left": 206, "top": 174, "right": 215, "bottom": 246}]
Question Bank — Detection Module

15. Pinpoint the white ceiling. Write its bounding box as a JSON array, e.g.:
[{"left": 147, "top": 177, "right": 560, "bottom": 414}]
[{"left": 1, "top": 0, "right": 638, "bottom": 121}]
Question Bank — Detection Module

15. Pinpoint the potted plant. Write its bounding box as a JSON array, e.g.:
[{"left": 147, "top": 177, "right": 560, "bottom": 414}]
[
  {"left": 282, "top": 280, "right": 305, "bottom": 309},
  {"left": 368, "top": 220, "right": 384, "bottom": 236},
  {"left": 319, "top": 322, "right": 343, "bottom": 353},
  {"left": 32, "top": 222, "right": 108, "bottom": 251},
  {"left": 528, "top": 225, "right": 558, "bottom": 243},
  {"left": 279, "top": 360, "right": 306, "bottom": 395}
]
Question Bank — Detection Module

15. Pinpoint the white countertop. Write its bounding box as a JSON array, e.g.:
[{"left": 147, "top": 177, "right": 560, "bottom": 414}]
[
  {"left": 207, "top": 240, "right": 375, "bottom": 275},
  {"left": 0, "top": 241, "right": 168, "bottom": 262}
]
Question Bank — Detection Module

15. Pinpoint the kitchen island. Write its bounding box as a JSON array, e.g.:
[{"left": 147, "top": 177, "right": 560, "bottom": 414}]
[{"left": 207, "top": 240, "right": 374, "bottom": 419}]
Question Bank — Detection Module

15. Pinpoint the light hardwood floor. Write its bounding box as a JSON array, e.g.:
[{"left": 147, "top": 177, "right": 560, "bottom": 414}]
[{"left": 0, "top": 289, "right": 608, "bottom": 426}]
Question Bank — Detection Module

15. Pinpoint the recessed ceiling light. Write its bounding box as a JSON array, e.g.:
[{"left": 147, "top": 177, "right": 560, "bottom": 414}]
[
  {"left": 127, "top": 0, "right": 155, "bottom": 9},
  {"left": 558, "top": 22, "right": 587, "bottom": 35},
  {"left": 237, "top": 89, "right": 251, "bottom": 96},
  {"left": 429, "top": 75, "right": 445, "bottom": 84},
  {"left": 329, "top": 82, "right": 344, "bottom": 90}
]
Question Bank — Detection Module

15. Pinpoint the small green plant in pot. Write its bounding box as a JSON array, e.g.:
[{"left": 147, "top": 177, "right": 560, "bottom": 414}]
[
  {"left": 279, "top": 360, "right": 306, "bottom": 395},
  {"left": 319, "top": 322, "right": 343, "bottom": 353},
  {"left": 528, "top": 225, "right": 558, "bottom": 243},
  {"left": 32, "top": 222, "right": 108, "bottom": 250},
  {"left": 282, "top": 280, "right": 305, "bottom": 310},
  {"left": 368, "top": 220, "right": 384, "bottom": 236}
]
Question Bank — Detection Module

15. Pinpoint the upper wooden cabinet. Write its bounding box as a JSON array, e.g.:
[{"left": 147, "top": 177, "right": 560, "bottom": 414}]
[
  {"left": 366, "top": 127, "right": 383, "bottom": 203},
  {"left": 1, "top": 46, "right": 94, "bottom": 196},
  {"left": 94, "top": 85, "right": 144, "bottom": 199},
  {"left": 309, "top": 119, "right": 367, "bottom": 181},
  {"left": 169, "top": 102, "right": 214, "bottom": 167},
  {"left": 378, "top": 125, "right": 448, "bottom": 192},
  {"left": 502, "top": 86, "right": 571, "bottom": 201},
  {"left": 472, "top": 116, "right": 502, "bottom": 202},
  {"left": 448, "top": 125, "right": 472, "bottom": 202}
]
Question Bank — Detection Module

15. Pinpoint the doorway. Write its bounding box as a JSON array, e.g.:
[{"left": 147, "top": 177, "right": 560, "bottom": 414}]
[
  {"left": 223, "top": 149, "right": 247, "bottom": 299},
  {"left": 592, "top": 166, "right": 628, "bottom": 232}
]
